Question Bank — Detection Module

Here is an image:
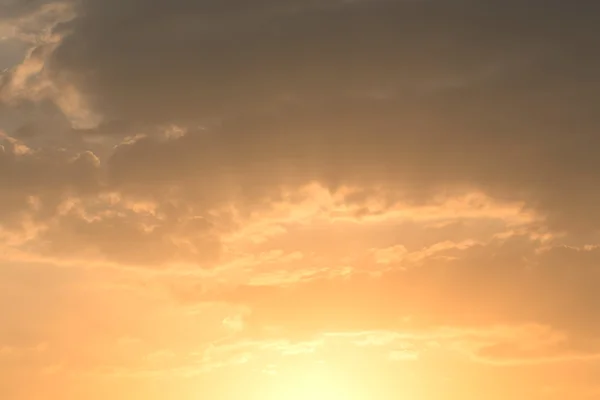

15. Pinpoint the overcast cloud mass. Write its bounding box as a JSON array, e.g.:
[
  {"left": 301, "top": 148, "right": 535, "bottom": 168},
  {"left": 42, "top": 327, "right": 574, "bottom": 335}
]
[{"left": 1, "top": 1, "right": 600, "bottom": 399}]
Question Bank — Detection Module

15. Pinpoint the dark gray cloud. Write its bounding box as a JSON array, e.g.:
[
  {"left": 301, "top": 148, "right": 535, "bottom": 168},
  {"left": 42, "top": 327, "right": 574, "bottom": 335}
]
[
  {"left": 0, "top": 135, "right": 99, "bottom": 228},
  {"left": 48, "top": 0, "right": 599, "bottom": 125},
  {"left": 35, "top": 204, "right": 223, "bottom": 266},
  {"left": 0, "top": 38, "right": 28, "bottom": 70},
  {"left": 0, "top": 134, "right": 224, "bottom": 265},
  {"left": 0, "top": 0, "right": 57, "bottom": 21},
  {"left": 39, "top": 0, "right": 600, "bottom": 232},
  {"left": 2, "top": 0, "right": 600, "bottom": 262}
]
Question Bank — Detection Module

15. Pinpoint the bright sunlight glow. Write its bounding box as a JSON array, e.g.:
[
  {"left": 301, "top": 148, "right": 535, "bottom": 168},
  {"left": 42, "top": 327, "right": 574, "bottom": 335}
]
[{"left": 265, "top": 363, "right": 358, "bottom": 400}]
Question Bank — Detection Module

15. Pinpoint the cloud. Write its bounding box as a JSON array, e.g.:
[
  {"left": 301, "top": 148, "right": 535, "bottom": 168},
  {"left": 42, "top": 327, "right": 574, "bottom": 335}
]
[
  {"left": 34, "top": 196, "right": 223, "bottom": 266},
  {"left": 4, "top": 0, "right": 585, "bottom": 235},
  {"left": 1, "top": 0, "right": 599, "bottom": 264},
  {"left": 472, "top": 341, "right": 600, "bottom": 366},
  {"left": 1, "top": 3, "right": 600, "bottom": 396},
  {"left": 0, "top": 0, "right": 63, "bottom": 22},
  {"left": 176, "top": 235, "right": 600, "bottom": 361},
  {"left": 48, "top": 0, "right": 599, "bottom": 125},
  {"left": 0, "top": 133, "right": 99, "bottom": 229},
  {"left": 0, "top": 134, "right": 225, "bottom": 267},
  {"left": 388, "top": 348, "right": 419, "bottom": 362}
]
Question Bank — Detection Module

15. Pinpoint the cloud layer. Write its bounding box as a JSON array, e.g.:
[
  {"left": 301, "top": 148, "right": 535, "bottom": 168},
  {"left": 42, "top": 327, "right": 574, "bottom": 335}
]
[{"left": 2, "top": 1, "right": 600, "bottom": 399}]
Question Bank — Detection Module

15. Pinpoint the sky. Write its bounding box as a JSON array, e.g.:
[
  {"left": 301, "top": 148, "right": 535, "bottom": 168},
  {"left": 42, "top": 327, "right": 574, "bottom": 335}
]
[{"left": 1, "top": 0, "right": 600, "bottom": 399}]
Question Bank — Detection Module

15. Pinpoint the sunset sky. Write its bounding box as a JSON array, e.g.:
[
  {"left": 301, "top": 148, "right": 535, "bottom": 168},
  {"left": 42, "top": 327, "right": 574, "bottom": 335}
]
[{"left": 2, "top": 1, "right": 600, "bottom": 399}]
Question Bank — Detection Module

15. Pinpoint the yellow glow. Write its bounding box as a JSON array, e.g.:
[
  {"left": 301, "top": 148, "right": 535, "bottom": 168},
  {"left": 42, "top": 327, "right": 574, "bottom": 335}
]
[{"left": 266, "top": 364, "right": 358, "bottom": 400}]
